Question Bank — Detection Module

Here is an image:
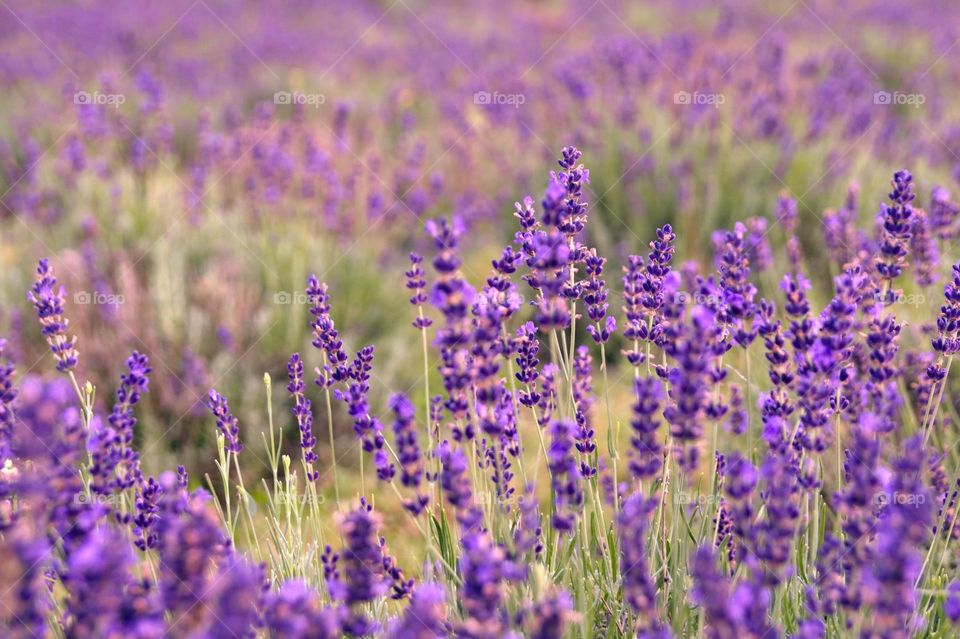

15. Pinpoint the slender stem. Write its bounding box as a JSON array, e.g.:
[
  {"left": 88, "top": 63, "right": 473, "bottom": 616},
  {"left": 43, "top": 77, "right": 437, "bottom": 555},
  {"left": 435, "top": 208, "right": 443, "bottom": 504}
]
[{"left": 600, "top": 343, "right": 618, "bottom": 513}]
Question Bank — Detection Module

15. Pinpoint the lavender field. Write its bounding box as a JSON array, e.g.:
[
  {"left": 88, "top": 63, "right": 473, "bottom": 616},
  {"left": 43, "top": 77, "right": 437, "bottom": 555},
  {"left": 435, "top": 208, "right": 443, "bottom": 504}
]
[{"left": 3, "top": 0, "right": 960, "bottom": 637}]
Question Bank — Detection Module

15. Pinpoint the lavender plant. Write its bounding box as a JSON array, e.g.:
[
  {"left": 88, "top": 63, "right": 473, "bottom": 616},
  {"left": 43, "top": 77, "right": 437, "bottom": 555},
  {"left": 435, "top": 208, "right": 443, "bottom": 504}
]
[{"left": 2, "top": 143, "right": 959, "bottom": 638}]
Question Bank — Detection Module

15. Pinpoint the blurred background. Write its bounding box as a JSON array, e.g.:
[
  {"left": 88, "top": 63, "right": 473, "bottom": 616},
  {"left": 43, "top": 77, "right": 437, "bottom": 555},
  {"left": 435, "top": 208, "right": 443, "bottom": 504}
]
[{"left": 1, "top": 0, "right": 958, "bottom": 482}]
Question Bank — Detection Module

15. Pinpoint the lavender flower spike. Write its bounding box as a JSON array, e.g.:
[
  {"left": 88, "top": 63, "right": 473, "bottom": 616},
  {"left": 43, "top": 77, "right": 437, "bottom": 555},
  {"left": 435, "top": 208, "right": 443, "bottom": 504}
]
[
  {"left": 27, "top": 258, "right": 78, "bottom": 373},
  {"left": 875, "top": 169, "right": 915, "bottom": 302},
  {"left": 288, "top": 353, "right": 318, "bottom": 481},
  {"left": 206, "top": 389, "right": 243, "bottom": 453}
]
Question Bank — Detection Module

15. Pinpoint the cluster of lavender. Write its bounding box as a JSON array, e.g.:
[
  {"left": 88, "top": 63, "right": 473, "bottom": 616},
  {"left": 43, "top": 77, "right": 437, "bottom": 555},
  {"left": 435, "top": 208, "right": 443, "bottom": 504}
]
[
  {"left": 6, "top": 2, "right": 960, "bottom": 470},
  {"left": 4, "top": 145, "right": 960, "bottom": 638}
]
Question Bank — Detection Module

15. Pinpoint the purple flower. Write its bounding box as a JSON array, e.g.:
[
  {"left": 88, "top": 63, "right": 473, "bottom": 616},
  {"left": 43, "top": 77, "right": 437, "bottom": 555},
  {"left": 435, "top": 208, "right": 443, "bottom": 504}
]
[
  {"left": 945, "top": 581, "right": 960, "bottom": 624},
  {"left": 88, "top": 351, "right": 151, "bottom": 495},
  {"left": 523, "top": 589, "right": 575, "bottom": 639},
  {"left": 931, "top": 261, "right": 960, "bottom": 362},
  {"left": 777, "top": 193, "right": 802, "bottom": 273},
  {"left": 0, "top": 339, "right": 18, "bottom": 461},
  {"left": 628, "top": 376, "right": 664, "bottom": 481},
  {"left": 875, "top": 169, "right": 915, "bottom": 299},
  {"left": 662, "top": 306, "right": 715, "bottom": 474},
  {"left": 406, "top": 253, "right": 433, "bottom": 329},
  {"left": 438, "top": 441, "right": 480, "bottom": 530},
  {"left": 206, "top": 389, "right": 243, "bottom": 453},
  {"left": 427, "top": 217, "right": 476, "bottom": 432},
  {"left": 583, "top": 248, "right": 615, "bottom": 343},
  {"left": 132, "top": 474, "right": 163, "bottom": 551},
  {"left": 331, "top": 502, "right": 390, "bottom": 636},
  {"left": 27, "top": 259, "right": 78, "bottom": 373},
  {"left": 525, "top": 224, "right": 572, "bottom": 330},
  {"left": 834, "top": 420, "right": 882, "bottom": 611},
  {"left": 618, "top": 493, "right": 667, "bottom": 636},
  {"left": 386, "top": 582, "right": 448, "bottom": 639},
  {"left": 547, "top": 419, "right": 583, "bottom": 533},
  {"left": 550, "top": 146, "right": 590, "bottom": 237},
  {"left": 623, "top": 224, "right": 677, "bottom": 367},
  {"left": 930, "top": 186, "right": 959, "bottom": 241},
  {"left": 307, "top": 275, "right": 349, "bottom": 387},
  {"left": 390, "top": 393, "right": 429, "bottom": 515},
  {"left": 858, "top": 438, "right": 930, "bottom": 635},
  {"left": 515, "top": 484, "right": 543, "bottom": 559},
  {"left": 572, "top": 346, "right": 596, "bottom": 477},
  {"left": 514, "top": 321, "right": 542, "bottom": 408},
  {"left": 264, "top": 580, "right": 344, "bottom": 639},
  {"left": 910, "top": 207, "right": 940, "bottom": 287},
  {"left": 457, "top": 532, "right": 524, "bottom": 637},
  {"left": 754, "top": 451, "right": 800, "bottom": 585},
  {"left": 689, "top": 546, "right": 740, "bottom": 638},
  {"left": 337, "top": 346, "right": 394, "bottom": 482},
  {"left": 0, "top": 529, "right": 50, "bottom": 639},
  {"left": 203, "top": 555, "right": 265, "bottom": 638},
  {"left": 288, "top": 353, "right": 318, "bottom": 481},
  {"left": 156, "top": 490, "right": 231, "bottom": 625},
  {"left": 714, "top": 222, "right": 759, "bottom": 347},
  {"left": 64, "top": 527, "right": 163, "bottom": 638}
]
